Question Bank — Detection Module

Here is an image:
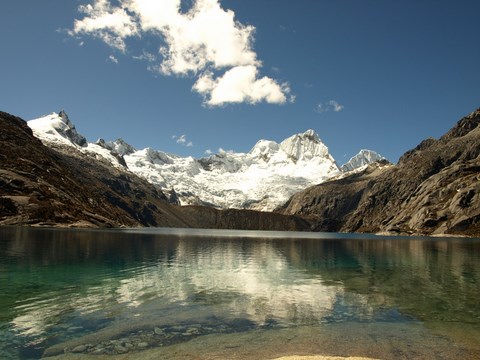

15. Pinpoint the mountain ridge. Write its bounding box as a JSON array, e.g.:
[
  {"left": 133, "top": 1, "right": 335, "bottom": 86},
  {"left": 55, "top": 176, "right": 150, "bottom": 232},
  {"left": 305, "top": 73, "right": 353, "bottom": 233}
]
[
  {"left": 27, "top": 113, "right": 382, "bottom": 211},
  {"left": 2, "top": 107, "right": 479, "bottom": 236},
  {"left": 0, "top": 110, "right": 310, "bottom": 230}
]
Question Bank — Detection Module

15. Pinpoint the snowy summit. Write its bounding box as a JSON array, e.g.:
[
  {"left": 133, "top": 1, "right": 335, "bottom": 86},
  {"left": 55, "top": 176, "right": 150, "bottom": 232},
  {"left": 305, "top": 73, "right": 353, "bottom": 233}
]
[
  {"left": 340, "top": 149, "right": 385, "bottom": 172},
  {"left": 28, "top": 112, "right": 384, "bottom": 211}
]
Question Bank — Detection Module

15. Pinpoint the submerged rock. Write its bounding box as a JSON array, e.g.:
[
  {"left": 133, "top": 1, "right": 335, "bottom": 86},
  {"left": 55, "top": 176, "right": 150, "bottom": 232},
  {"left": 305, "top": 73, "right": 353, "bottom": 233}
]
[
  {"left": 154, "top": 327, "right": 164, "bottom": 335},
  {"left": 114, "top": 345, "right": 128, "bottom": 354},
  {"left": 71, "top": 344, "right": 87, "bottom": 353}
]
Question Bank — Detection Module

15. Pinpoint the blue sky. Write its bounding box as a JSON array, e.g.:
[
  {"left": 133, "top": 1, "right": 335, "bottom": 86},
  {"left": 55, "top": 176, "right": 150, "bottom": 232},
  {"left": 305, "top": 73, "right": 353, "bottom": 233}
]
[{"left": 1, "top": 0, "right": 479, "bottom": 163}]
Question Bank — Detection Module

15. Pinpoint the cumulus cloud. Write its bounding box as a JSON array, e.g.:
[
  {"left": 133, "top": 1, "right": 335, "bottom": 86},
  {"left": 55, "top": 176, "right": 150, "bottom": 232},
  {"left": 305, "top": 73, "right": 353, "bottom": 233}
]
[
  {"left": 136, "top": 0, "right": 259, "bottom": 75},
  {"left": 218, "top": 147, "right": 234, "bottom": 154},
  {"left": 315, "top": 100, "right": 344, "bottom": 114},
  {"left": 204, "top": 149, "right": 213, "bottom": 155},
  {"left": 70, "top": 0, "right": 291, "bottom": 107},
  {"left": 172, "top": 134, "right": 193, "bottom": 147},
  {"left": 193, "top": 65, "right": 291, "bottom": 106},
  {"left": 72, "top": 0, "right": 139, "bottom": 52}
]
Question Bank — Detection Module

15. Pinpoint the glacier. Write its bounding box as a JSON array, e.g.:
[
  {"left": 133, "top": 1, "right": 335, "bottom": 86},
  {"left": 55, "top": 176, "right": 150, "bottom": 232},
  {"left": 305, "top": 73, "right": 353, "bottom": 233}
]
[{"left": 27, "top": 112, "right": 384, "bottom": 211}]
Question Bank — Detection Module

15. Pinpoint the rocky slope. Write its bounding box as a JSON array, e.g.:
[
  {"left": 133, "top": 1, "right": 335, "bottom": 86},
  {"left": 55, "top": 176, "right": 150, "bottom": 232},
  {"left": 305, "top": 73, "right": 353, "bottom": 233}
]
[
  {"left": 0, "top": 111, "right": 190, "bottom": 228},
  {"left": 278, "top": 108, "right": 480, "bottom": 237},
  {"left": 0, "top": 111, "right": 310, "bottom": 230},
  {"left": 28, "top": 112, "right": 383, "bottom": 211}
]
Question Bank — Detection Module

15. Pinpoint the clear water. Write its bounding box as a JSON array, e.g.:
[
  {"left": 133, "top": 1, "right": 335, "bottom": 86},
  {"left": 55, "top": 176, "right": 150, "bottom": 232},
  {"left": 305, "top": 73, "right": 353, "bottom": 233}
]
[{"left": 1, "top": 227, "right": 479, "bottom": 359}]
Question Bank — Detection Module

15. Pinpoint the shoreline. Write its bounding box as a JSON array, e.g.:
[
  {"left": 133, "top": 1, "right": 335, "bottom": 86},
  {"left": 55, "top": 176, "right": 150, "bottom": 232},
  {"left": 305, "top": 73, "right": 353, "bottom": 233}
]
[
  {"left": 3, "top": 224, "right": 479, "bottom": 240},
  {"left": 48, "top": 356, "right": 378, "bottom": 360},
  {"left": 44, "top": 322, "right": 480, "bottom": 360},
  {"left": 275, "top": 357, "right": 378, "bottom": 360}
]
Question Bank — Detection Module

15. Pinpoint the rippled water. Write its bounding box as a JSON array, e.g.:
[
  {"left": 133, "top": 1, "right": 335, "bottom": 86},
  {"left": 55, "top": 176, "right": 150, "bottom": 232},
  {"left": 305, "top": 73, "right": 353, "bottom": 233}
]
[{"left": 1, "top": 227, "right": 479, "bottom": 359}]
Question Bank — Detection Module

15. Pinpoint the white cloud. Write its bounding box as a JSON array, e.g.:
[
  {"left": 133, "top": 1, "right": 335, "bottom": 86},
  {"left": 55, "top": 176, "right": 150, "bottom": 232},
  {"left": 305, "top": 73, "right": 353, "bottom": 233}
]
[
  {"left": 69, "top": 0, "right": 292, "bottom": 107},
  {"left": 218, "top": 147, "right": 234, "bottom": 154},
  {"left": 315, "top": 100, "right": 344, "bottom": 114},
  {"left": 72, "top": 0, "right": 139, "bottom": 52},
  {"left": 132, "top": 50, "right": 157, "bottom": 62},
  {"left": 173, "top": 134, "right": 193, "bottom": 147},
  {"left": 329, "top": 100, "right": 344, "bottom": 112},
  {"left": 204, "top": 149, "right": 213, "bottom": 155},
  {"left": 136, "top": 0, "right": 259, "bottom": 75},
  {"left": 193, "top": 65, "right": 291, "bottom": 106},
  {"left": 108, "top": 54, "right": 119, "bottom": 64}
]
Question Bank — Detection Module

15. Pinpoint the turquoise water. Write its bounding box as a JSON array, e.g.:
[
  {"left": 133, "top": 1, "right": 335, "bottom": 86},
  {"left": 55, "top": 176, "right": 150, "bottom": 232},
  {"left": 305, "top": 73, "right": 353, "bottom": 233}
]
[{"left": 1, "top": 227, "right": 479, "bottom": 359}]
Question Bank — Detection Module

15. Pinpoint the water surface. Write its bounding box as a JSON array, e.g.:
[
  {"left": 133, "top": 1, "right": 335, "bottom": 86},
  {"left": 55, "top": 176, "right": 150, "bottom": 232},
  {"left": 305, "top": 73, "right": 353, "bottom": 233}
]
[{"left": 1, "top": 227, "right": 479, "bottom": 359}]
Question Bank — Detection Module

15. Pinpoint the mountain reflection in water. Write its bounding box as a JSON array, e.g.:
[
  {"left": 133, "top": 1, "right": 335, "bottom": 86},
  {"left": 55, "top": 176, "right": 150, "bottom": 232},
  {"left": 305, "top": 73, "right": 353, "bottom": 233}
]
[{"left": 0, "top": 227, "right": 479, "bottom": 359}]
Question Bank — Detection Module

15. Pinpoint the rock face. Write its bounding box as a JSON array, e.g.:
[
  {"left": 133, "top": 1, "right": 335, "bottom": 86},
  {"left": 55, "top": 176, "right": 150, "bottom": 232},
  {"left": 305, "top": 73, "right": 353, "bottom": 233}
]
[
  {"left": 180, "top": 206, "right": 311, "bottom": 231},
  {"left": 0, "top": 111, "right": 310, "bottom": 231},
  {"left": 278, "top": 108, "right": 480, "bottom": 237}
]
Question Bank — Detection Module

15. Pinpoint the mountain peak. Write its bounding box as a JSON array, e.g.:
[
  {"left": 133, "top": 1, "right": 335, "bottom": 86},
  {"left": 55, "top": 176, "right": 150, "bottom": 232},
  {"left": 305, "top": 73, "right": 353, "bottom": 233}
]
[
  {"left": 301, "top": 129, "right": 320, "bottom": 141},
  {"left": 248, "top": 139, "right": 280, "bottom": 161},
  {"left": 58, "top": 109, "right": 70, "bottom": 124},
  {"left": 55, "top": 110, "right": 87, "bottom": 147},
  {"left": 28, "top": 111, "right": 87, "bottom": 147},
  {"left": 280, "top": 129, "right": 329, "bottom": 162},
  {"left": 97, "top": 138, "right": 137, "bottom": 156},
  {"left": 341, "top": 149, "right": 386, "bottom": 172}
]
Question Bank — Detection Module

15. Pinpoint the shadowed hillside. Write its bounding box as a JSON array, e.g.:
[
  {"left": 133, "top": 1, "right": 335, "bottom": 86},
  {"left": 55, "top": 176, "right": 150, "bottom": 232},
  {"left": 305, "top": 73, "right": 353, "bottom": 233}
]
[{"left": 278, "top": 108, "right": 480, "bottom": 237}]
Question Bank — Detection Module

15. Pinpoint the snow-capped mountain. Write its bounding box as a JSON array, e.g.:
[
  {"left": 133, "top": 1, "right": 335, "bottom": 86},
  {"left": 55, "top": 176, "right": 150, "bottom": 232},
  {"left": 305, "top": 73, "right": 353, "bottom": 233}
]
[
  {"left": 28, "top": 111, "right": 87, "bottom": 147},
  {"left": 27, "top": 112, "right": 384, "bottom": 211},
  {"left": 340, "top": 149, "right": 385, "bottom": 172}
]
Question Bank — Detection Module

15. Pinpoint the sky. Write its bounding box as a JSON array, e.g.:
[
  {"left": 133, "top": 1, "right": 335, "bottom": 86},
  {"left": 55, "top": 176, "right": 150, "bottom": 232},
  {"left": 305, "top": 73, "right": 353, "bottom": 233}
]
[{"left": 1, "top": 0, "right": 479, "bottom": 164}]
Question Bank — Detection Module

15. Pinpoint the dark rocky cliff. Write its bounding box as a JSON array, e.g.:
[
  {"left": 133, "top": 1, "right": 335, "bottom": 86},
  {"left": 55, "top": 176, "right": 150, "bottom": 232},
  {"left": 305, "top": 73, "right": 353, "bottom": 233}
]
[
  {"left": 278, "top": 108, "right": 480, "bottom": 237},
  {"left": 181, "top": 206, "right": 311, "bottom": 231},
  {"left": 0, "top": 111, "right": 193, "bottom": 227},
  {"left": 0, "top": 111, "right": 310, "bottom": 231}
]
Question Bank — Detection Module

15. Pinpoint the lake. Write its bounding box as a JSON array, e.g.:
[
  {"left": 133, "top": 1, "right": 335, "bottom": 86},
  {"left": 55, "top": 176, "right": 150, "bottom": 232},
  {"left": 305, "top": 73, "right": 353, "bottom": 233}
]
[{"left": 1, "top": 227, "right": 479, "bottom": 359}]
